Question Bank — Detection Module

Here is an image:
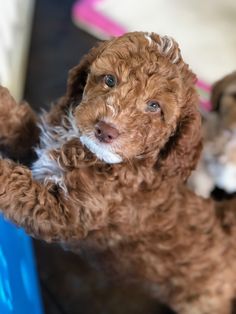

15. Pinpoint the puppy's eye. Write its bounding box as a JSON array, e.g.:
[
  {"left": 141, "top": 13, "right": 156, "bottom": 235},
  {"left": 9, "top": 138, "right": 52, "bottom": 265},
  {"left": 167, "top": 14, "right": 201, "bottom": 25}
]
[
  {"left": 104, "top": 74, "right": 117, "bottom": 88},
  {"left": 146, "top": 100, "right": 162, "bottom": 113}
]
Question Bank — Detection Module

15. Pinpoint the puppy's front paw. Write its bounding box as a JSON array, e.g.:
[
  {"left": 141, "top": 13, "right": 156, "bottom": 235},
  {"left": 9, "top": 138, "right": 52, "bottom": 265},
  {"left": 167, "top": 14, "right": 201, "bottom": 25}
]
[{"left": 0, "top": 86, "right": 19, "bottom": 139}]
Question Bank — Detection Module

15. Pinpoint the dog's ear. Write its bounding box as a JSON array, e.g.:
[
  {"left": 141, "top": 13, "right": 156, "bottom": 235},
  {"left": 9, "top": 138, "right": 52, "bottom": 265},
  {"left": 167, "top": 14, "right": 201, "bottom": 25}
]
[
  {"left": 65, "top": 41, "right": 109, "bottom": 105},
  {"left": 147, "top": 32, "right": 202, "bottom": 181},
  {"left": 157, "top": 87, "right": 202, "bottom": 182},
  {"left": 46, "top": 41, "right": 111, "bottom": 125}
]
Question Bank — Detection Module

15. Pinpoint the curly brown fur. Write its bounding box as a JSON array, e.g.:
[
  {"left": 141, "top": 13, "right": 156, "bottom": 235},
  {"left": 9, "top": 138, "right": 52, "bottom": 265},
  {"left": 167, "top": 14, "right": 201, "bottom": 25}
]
[
  {"left": 0, "top": 32, "right": 236, "bottom": 314},
  {"left": 0, "top": 87, "right": 39, "bottom": 164}
]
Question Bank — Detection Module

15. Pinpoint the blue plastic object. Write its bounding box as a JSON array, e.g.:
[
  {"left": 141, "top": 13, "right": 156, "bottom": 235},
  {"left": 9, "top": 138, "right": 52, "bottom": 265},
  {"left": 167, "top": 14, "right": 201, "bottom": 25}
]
[{"left": 0, "top": 215, "right": 43, "bottom": 314}]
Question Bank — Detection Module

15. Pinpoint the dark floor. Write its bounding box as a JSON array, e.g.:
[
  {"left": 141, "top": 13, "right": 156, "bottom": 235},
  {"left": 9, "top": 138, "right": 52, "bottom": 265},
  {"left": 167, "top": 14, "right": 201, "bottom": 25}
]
[
  {"left": 24, "top": 1, "right": 173, "bottom": 313},
  {"left": 24, "top": 0, "right": 97, "bottom": 111}
]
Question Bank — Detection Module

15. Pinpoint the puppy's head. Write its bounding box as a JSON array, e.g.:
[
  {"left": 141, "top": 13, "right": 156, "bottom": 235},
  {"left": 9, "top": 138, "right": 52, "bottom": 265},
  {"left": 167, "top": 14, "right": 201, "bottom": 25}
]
[{"left": 66, "top": 32, "right": 201, "bottom": 181}]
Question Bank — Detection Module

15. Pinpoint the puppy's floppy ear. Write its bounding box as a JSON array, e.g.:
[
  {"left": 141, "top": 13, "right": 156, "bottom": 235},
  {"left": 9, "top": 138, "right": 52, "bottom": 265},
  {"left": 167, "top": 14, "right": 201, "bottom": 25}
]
[
  {"left": 65, "top": 40, "right": 109, "bottom": 105},
  {"left": 46, "top": 41, "right": 110, "bottom": 125},
  {"left": 157, "top": 85, "right": 202, "bottom": 182}
]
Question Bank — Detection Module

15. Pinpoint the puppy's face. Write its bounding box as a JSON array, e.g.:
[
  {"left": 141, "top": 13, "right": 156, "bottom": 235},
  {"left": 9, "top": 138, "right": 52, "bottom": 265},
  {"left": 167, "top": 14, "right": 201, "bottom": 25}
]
[{"left": 73, "top": 33, "right": 189, "bottom": 164}]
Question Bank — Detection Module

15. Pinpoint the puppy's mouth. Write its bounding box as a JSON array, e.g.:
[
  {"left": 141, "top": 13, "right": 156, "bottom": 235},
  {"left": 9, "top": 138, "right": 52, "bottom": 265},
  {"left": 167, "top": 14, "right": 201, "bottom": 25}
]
[{"left": 80, "top": 134, "right": 123, "bottom": 164}]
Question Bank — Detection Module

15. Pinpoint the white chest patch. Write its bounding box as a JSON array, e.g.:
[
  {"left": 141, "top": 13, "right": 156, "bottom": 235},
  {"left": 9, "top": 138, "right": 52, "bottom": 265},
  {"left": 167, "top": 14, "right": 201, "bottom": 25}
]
[
  {"left": 31, "top": 112, "right": 80, "bottom": 192},
  {"left": 31, "top": 111, "right": 123, "bottom": 189}
]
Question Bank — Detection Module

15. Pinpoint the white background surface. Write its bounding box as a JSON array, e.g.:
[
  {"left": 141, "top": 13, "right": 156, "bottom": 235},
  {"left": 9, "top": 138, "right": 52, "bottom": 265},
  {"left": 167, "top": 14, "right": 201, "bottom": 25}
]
[
  {"left": 0, "top": 0, "right": 34, "bottom": 100},
  {"left": 96, "top": 0, "right": 236, "bottom": 83}
]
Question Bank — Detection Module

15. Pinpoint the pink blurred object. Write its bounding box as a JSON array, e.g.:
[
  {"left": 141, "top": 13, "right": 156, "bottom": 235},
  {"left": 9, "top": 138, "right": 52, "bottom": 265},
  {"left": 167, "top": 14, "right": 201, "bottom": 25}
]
[
  {"left": 72, "top": 0, "right": 126, "bottom": 39},
  {"left": 196, "top": 80, "right": 212, "bottom": 111}
]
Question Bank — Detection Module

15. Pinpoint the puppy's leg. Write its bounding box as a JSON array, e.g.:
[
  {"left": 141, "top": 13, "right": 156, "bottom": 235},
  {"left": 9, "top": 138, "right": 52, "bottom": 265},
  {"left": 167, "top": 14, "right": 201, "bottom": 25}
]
[
  {"left": 0, "top": 87, "right": 39, "bottom": 164},
  {"left": 0, "top": 159, "right": 81, "bottom": 242}
]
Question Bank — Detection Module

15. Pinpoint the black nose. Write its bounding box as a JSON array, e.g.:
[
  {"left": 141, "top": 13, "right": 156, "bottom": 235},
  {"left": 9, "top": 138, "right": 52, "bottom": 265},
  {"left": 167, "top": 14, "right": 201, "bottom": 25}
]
[{"left": 95, "top": 121, "right": 119, "bottom": 143}]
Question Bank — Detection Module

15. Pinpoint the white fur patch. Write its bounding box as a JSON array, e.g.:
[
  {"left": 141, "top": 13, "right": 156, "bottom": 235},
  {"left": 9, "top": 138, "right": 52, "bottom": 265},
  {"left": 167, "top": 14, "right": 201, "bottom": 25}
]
[
  {"left": 31, "top": 152, "right": 67, "bottom": 193},
  {"left": 159, "top": 36, "right": 180, "bottom": 64},
  {"left": 208, "top": 162, "right": 236, "bottom": 193},
  {"left": 144, "top": 33, "right": 152, "bottom": 46},
  {"left": 144, "top": 33, "right": 180, "bottom": 64},
  {"left": 80, "top": 135, "right": 123, "bottom": 164},
  {"left": 31, "top": 111, "right": 79, "bottom": 192}
]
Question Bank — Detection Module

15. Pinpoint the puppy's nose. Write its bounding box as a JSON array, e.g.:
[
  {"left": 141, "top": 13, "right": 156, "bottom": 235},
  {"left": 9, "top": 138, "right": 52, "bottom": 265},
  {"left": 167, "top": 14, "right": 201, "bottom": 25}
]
[{"left": 95, "top": 121, "right": 119, "bottom": 143}]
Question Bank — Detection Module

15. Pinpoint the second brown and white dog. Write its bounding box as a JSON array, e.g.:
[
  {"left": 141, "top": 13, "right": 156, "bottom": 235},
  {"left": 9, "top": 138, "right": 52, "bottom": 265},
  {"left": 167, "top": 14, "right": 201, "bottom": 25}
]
[{"left": 189, "top": 72, "right": 236, "bottom": 197}]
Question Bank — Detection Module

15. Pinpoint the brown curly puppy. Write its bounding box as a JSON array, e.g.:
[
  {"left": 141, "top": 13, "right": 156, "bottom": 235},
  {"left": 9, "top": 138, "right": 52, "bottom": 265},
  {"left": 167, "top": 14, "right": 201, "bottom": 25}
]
[{"left": 0, "top": 32, "right": 236, "bottom": 314}]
